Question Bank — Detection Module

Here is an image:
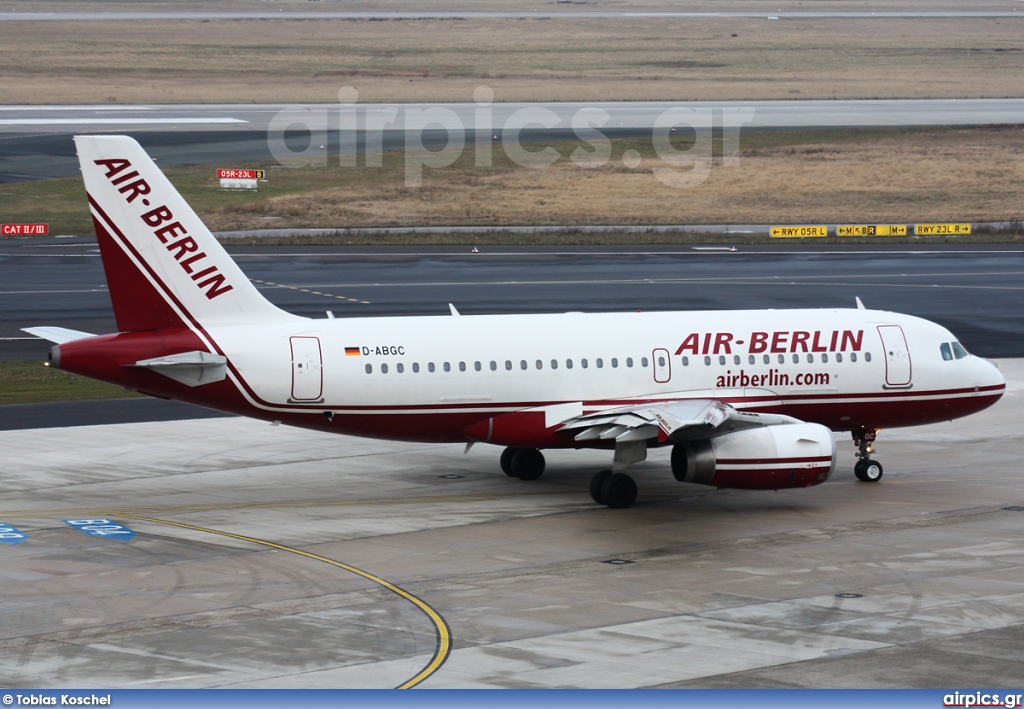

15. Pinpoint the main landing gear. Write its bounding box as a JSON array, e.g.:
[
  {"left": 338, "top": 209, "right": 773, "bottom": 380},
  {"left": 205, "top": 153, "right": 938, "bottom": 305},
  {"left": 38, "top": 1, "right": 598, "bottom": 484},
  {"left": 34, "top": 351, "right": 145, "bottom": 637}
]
[
  {"left": 852, "top": 428, "right": 884, "bottom": 482},
  {"left": 588, "top": 470, "right": 638, "bottom": 509},
  {"left": 498, "top": 445, "right": 642, "bottom": 508},
  {"left": 499, "top": 446, "right": 546, "bottom": 481}
]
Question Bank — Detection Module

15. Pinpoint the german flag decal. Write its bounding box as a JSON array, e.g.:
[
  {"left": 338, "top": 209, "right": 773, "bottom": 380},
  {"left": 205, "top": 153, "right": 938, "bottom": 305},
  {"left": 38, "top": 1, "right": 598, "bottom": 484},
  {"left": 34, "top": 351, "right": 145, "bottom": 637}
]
[{"left": 345, "top": 347, "right": 361, "bottom": 357}]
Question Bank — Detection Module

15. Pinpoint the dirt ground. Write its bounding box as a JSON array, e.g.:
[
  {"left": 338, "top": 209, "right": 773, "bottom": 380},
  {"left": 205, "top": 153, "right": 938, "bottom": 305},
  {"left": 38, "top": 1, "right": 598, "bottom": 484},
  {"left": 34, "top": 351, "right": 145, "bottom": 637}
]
[{"left": 2, "top": 3, "right": 1023, "bottom": 103}]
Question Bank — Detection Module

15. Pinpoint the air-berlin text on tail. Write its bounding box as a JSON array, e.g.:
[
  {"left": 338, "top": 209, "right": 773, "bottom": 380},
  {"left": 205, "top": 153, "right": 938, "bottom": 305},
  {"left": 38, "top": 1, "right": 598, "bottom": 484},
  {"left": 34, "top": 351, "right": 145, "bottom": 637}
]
[
  {"left": 94, "top": 158, "right": 234, "bottom": 301},
  {"left": 675, "top": 330, "right": 864, "bottom": 356}
]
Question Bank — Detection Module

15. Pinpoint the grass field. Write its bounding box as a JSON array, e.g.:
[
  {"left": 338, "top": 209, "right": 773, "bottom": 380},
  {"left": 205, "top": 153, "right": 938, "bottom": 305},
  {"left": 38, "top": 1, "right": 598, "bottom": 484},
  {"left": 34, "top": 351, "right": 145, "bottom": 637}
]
[
  {"left": 2, "top": 2, "right": 1023, "bottom": 103},
  {"left": 0, "top": 361, "right": 141, "bottom": 405},
  {"left": 3, "top": 126, "right": 1022, "bottom": 239}
]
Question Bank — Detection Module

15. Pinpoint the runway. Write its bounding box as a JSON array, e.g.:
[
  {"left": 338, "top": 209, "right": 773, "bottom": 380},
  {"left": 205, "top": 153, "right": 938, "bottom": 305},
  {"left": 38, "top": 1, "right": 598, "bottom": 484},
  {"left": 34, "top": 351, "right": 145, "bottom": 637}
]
[
  {"left": 4, "top": 98, "right": 1024, "bottom": 181},
  {"left": 0, "top": 361, "right": 1021, "bottom": 687}
]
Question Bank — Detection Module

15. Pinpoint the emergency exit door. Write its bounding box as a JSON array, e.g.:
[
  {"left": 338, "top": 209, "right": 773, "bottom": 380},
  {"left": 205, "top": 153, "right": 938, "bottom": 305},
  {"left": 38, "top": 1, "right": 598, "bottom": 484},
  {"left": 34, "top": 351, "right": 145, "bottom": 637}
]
[
  {"left": 652, "top": 348, "right": 672, "bottom": 383},
  {"left": 290, "top": 336, "right": 323, "bottom": 401}
]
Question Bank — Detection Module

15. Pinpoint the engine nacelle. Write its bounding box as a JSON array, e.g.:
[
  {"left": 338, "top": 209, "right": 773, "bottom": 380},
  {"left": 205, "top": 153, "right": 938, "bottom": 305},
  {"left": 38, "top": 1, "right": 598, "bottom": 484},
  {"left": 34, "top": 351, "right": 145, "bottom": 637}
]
[{"left": 671, "top": 423, "right": 837, "bottom": 490}]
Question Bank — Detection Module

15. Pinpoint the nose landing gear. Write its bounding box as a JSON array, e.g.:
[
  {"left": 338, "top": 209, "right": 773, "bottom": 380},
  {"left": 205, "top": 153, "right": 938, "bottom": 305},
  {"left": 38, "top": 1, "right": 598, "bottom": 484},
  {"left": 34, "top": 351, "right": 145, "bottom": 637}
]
[{"left": 852, "top": 428, "right": 883, "bottom": 482}]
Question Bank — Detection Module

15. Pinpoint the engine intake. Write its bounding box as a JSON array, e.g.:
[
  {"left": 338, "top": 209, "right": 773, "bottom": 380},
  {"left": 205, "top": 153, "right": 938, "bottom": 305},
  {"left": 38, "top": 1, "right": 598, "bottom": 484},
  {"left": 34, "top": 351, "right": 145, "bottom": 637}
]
[{"left": 671, "top": 423, "right": 837, "bottom": 490}]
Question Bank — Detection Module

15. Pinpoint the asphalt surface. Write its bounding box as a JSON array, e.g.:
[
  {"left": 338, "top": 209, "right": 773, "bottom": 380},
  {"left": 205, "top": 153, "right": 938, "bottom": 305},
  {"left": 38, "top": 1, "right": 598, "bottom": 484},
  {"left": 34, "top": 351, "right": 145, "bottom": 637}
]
[
  {"left": 1, "top": 364, "right": 1022, "bottom": 688},
  {"left": 4, "top": 98, "right": 1024, "bottom": 182}
]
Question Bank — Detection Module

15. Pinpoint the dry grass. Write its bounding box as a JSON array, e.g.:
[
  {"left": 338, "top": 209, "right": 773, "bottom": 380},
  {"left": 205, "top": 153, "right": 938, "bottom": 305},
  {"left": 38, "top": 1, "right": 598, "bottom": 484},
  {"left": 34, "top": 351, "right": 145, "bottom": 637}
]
[
  {"left": 196, "top": 126, "right": 1024, "bottom": 232},
  {"left": 2, "top": 8, "right": 1023, "bottom": 103}
]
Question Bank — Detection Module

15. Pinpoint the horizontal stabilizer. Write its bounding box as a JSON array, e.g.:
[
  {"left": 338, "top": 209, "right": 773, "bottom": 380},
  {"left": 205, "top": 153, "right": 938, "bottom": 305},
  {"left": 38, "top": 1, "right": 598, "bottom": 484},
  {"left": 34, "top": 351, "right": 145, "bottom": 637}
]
[
  {"left": 128, "top": 350, "right": 228, "bottom": 387},
  {"left": 22, "top": 326, "right": 97, "bottom": 344}
]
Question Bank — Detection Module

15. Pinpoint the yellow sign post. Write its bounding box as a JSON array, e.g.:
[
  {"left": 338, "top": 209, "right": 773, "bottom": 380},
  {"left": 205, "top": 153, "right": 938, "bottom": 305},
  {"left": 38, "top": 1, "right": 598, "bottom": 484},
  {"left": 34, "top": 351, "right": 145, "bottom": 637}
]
[
  {"left": 770, "top": 226, "right": 828, "bottom": 238},
  {"left": 836, "top": 225, "right": 908, "bottom": 236},
  {"left": 914, "top": 224, "right": 972, "bottom": 235}
]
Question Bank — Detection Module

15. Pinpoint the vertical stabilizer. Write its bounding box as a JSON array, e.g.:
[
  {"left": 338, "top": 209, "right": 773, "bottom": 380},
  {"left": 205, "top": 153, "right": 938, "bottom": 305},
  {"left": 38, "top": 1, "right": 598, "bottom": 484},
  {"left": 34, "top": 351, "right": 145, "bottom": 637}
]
[{"left": 75, "top": 135, "right": 296, "bottom": 332}]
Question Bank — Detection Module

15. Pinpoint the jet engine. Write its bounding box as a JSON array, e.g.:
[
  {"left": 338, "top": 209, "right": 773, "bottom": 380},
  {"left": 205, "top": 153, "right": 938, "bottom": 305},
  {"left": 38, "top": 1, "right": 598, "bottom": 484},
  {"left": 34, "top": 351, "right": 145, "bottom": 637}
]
[{"left": 671, "top": 423, "right": 836, "bottom": 490}]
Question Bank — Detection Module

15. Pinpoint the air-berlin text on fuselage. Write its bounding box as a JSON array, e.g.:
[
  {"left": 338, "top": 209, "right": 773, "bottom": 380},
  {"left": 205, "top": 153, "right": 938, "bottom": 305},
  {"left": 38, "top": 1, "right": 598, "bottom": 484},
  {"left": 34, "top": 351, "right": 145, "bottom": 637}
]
[
  {"left": 93, "top": 158, "right": 234, "bottom": 301},
  {"left": 675, "top": 330, "right": 864, "bottom": 356}
]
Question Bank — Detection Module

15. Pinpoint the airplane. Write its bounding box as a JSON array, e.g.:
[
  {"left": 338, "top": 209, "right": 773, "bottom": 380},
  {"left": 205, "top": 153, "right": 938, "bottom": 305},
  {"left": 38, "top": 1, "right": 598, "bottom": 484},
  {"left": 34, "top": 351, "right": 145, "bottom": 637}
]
[{"left": 25, "top": 136, "right": 1005, "bottom": 509}]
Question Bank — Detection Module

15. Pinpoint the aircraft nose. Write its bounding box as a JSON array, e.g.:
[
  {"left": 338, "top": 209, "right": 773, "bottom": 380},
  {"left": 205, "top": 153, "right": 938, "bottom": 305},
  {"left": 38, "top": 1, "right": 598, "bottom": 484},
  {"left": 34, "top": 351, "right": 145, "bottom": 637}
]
[{"left": 981, "top": 358, "right": 1006, "bottom": 394}]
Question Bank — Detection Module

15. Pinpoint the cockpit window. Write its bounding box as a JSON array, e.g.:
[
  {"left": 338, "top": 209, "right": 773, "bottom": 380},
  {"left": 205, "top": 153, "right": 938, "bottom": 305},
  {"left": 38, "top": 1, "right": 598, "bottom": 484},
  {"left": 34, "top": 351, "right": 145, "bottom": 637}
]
[
  {"left": 940, "top": 343, "right": 953, "bottom": 361},
  {"left": 951, "top": 341, "right": 969, "bottom": 359}
]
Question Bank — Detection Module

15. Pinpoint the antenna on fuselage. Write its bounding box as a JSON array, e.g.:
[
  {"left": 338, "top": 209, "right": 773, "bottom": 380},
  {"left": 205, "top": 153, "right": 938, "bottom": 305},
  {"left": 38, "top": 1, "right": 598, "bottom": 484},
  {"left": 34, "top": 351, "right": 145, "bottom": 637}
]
[
  {"left": 449, "top": 303, "right": 461, "bottom": 316},
  {"left": 855, "top": 297, "right": 866, "bottom": 310}
]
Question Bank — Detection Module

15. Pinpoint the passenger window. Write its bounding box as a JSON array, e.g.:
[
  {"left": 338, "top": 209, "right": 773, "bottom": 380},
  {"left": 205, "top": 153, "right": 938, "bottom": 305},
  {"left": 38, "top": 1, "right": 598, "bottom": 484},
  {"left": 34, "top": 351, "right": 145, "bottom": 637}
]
[
  {"left": 807, "top": 354, "right": 814, "bottom": 363},
  {"left": 850, "top": 353, "right": 858, "bottom": 362},
  {"left": 413, "top": 362, "right": 420, "bottom": 373},
  {"left": 505, "top": 360, "right": 512, "bottom": 371},
  {"left": 581, "top": 358, "right": 589, "bottom": 369},
  {"left": 749, "top": 355, "right": 755, "bottom": 365},
  {"left": 365, "top": 363, "right": 372, "bottom": 374},
  {"left": 566, "top": 359, "right": 573, "bottom": 369},
  {"left": 490, "top": 361, "right": 497, "bottom": 371},
  {"left": 865, "top": 352, "right": 872, "bottom": 362},
  {"left": 428, "top": 362, "right": 435, "bottom": 373},
  {"left": 763, "top": 355, "right": 770, "bottom": 364},
  {"left": 657, "top": 356, "right": 665, "bottom": 367},
  {"left": 626, "top": 357, "right": 633, "bottom": 368},
  {"left": 536, "top": 360, "right": 543, "bottom": 370},
  {"left": 459, "top": 361, "right": 466, "bottom": 372},
  {"left": 940, "top": 342, "right": 953, "bottom": 361},
  {"left": 596, "top": 358, "right": 604, "bottom": 368},
  {"left": 551, "top": 359, "right": 559, "bottom": 370},
  {"left": 952, "top": 341, "right": 969, "bottom": 359},
  {"left": 474, "top": 361, "right": 481, "bottom": 372},
  {"left": 642, "top": 357, "right": 649, "bottom": 367},
  {"left": 381, "top": 363, "right": 389, "bottom": 374},
  {"left": 836, "top": 353, "right": 843, "bottom": 363},
  {"left": 734, "top": 355, "right": 741, "bottom": 365},
  {"left": 682, "top": 356, "right": 689, "bottom": 366},
  {"left": 397, "top": 363, "right": 404, "bottom": 373},
  {"left": 792, "top": 354, "right": 799, "bottom": 363},
  {"left": 821, "top": 353, "right": 828, "bottom": 363},
  {"left": 612, "top": 358, "right": 619, "bottom": 368},
  {"left": 719, "top": 356, "right": 726, "bottom": 366},
  {"left": 444, "top": 362, "right": 451, "bottom": 372},
  {"left": 704, "top": 356, "right": 711, "bottom": 366},
  {"left": 520, "top": 360, "right": 528, "bottom": 370},
  {"left": 778, "top": 354, "right": 785, "bottom": 364}
]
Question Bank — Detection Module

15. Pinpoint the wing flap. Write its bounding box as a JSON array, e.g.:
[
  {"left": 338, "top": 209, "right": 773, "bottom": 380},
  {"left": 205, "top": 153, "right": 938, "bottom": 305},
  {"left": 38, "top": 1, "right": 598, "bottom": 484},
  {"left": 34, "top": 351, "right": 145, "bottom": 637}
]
[{"left": 561, "top": 399, "right": 801, "bottom": 444}]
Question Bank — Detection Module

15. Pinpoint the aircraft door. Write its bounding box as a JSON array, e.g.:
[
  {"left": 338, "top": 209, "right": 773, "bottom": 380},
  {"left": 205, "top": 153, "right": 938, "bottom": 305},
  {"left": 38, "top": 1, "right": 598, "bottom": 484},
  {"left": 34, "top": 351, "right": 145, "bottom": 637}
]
[
  {"left": 653, "top": 348, "right": 671, "bottom": 383},
  {"left": 290, "top": 336, "right": 323, "bottom": 401},
  {"left": 877, "top": 325, "right": 912, "bottom": 387}
]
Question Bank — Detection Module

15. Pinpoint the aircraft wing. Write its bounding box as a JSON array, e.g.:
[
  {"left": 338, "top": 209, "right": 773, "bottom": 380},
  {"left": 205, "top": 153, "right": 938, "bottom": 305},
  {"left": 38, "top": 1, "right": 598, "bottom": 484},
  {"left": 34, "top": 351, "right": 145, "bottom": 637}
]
[
  {"left": 558, "top": 399, "right": 801, "bottom": 445},
  {"left": 22, "top": 326, "right": 96, "bottom": 344}
]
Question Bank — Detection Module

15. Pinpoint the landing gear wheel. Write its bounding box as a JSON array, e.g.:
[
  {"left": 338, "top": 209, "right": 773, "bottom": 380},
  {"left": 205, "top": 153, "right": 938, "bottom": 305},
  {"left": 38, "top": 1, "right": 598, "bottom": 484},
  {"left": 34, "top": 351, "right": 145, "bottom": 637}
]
[
  {"left": 500, "top": 447, "right": 521, "bottom": 477},
  {"left": 589, "top": 470, "right": 613, "bottom": 505},
  {"left": 854, "top": 459, "right": 884, "bottom": 482},
  {"left": 600, "top": 473, "right": 638, "bottom": 509},
  {"left": 511, "top": 448, "right": 545, "bottom": 480}
]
